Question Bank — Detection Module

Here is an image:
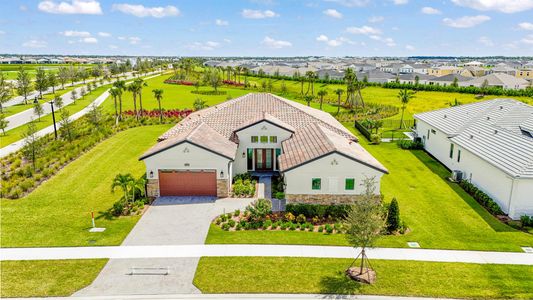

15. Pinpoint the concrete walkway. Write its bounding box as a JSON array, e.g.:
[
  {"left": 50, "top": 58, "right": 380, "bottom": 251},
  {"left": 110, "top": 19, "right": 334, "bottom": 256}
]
[{"left": 2, "top": 244, "right": 532, "bottom": 265}]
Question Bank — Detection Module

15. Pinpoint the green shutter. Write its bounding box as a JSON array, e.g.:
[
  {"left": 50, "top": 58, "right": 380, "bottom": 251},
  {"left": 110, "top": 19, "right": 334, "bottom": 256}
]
[{"left": 345, "top": 178, "right": 355, "bottom": 190}]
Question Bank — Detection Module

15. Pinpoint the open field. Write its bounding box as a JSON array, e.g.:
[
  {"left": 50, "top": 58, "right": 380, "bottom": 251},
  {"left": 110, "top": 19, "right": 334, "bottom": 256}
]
[
  {"left": 193, "top": 257, "right": 533, "bottom": 299},
  {"left": 0, "top": 259, "right": 107, "bottom": 298},
  {"left": 0, "top": 64, "right": 97, "bottom": 80},
  {"left": 205, "top": 124, "right": 533, "bottom": 252},
  {"left": 0, "top": 125, "right": 171, "bottom": 247}
]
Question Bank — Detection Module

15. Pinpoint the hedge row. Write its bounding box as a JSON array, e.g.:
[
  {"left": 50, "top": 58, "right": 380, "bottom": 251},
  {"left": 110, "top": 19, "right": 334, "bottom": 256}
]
[
  {"left": 285, "top": 203, "right": 350, "bottom": 220},
  {"left": 459, "top": 180, "right": 504, "bottom": 215}
]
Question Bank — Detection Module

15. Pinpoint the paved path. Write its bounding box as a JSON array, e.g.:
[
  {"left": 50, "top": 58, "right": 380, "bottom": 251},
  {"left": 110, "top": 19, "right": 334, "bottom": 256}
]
[
  {"left": 2, "top": 244, "right": 532, "bottom": 265},
  {"left": 73, "top": 197, "right": 254, "bottom": 297},
  {"left": 0, "top": 72, "right": 162, "bottom": 158},
  {"left": 258, "top": 175, "right": 272, "bottom": 199}
]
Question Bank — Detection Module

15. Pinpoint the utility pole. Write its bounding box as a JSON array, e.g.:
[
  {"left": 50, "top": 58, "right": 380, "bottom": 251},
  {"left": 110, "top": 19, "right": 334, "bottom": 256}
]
[{"left": 49, "top": 101, "right": 57, "bottom": 139}]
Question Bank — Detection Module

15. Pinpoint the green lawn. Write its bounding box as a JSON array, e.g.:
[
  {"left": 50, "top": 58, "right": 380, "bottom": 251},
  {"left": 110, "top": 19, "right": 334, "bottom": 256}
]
[
  {"left": 205, "top": 124, "right": 533, "bottom": 252},
  {"left": 0, "top": 64, "right": 97, "bottom": 80},
  {"left": 0, "top": 124, "right": 171, "bottom": 247},
  {"left": 193, "top": 257, "right": 533, "bottom": 299},
  {"left": 0, "top": 259, "right": 107, "bottom": 298}
]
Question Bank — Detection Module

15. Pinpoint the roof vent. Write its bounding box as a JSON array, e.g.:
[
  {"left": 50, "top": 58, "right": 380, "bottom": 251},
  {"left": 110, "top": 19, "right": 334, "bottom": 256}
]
[
  {"left": 443, "top": 114, "right": 447, "bottom": 119},
  {"left": 500, "top": 106, "right": 503, "bottom": 110},
  {"left": 494, "top": 130, "right": 498, "bottom": 134},
  {"left": 470, "top": 134, "right": 474, "bottom": 139}
]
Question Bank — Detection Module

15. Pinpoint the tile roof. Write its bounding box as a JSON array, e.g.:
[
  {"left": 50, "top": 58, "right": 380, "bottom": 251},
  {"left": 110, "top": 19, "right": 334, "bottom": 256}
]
[
  {"left": 416, "top": 99, "right": 533, "bottom": 178},
  {"left": 279, "top": 123, "right": 388, "bottom": 173}
]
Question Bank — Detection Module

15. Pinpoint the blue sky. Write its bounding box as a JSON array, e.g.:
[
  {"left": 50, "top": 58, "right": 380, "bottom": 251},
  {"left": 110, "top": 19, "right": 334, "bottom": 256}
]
[{"left": 1, "top": 0, "right": 533, "bottom": 56}]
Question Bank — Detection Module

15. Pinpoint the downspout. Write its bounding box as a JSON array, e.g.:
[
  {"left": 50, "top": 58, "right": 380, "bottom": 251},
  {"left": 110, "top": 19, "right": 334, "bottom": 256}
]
[{"left": 507, "top": 176, "right": 517, "bottom": 217}]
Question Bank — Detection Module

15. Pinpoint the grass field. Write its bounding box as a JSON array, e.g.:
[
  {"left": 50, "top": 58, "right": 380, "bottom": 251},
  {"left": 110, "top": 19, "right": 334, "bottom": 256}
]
[
  {"left": 0, "top": 124, "right": 171, "bottom": 247},
  {"left": 193, "top": 257, "right": 533, "bottom": 299},
  {"left": 0, "top": 259, "right": 107, "bottom": 298},
  {"left": 0, "top": 64, "right": 97, "bottom": 80},
  {"left": 205, "top": 124, "right": 533, "bottom": 252}
]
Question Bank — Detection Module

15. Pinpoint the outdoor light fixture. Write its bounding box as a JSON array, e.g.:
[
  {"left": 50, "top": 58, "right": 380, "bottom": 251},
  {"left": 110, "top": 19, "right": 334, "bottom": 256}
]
[
  {"left": 242, "top": 151, "right": 246, "bottom": 158},
  {"left": 149, "top": 171, "right": 154, "bottom": 178},
  {"left": 220, "top": 170, "right": 224, "bottom": 178}
]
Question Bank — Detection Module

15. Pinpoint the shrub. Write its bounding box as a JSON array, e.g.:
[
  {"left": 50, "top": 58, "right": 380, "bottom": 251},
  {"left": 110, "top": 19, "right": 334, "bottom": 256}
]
[
  {"left": 215, "top": 218, "right": 222, "bottom": 225},
  {"left": 286, "top": 203, "right": 350, "bottom": 220},
  {"left": 289, "top": 222, "right": 297, "bottom": 231},
  {"left": 386, "top": 198, "right": 401, "bottom": 233},
  {"left": 334, "top": 223, "right": 342, "bottom": 232},
  {"left": 312, "top": 216, "right": 320, "bottom": 224},
  {"left": 459, "top": 180, "right": 504, "bottom": 215},
  {"left": 236, "top": 223, "right": 243, "bottom": 230},
  {"left": 233, "top": 209, "right": 240, "bottom": 217},
  {"left": 111, "top": 199, "right": 125, "bottom": 216},
  {"left": 521, "top": 215, "right": 532, "bottom": 228},
  {"left": 233, "top": 178, "right": 256, "bottom": 197},
  {"left": 280, "top": 222, "right": 288, "bottom": 230},
  {"left": 274, "top": 191, "right": 285, "bottom": 199},
  {"left": 317, "top": 225, "right": 324, "bottom": 232},
  {"left": 284, "top": 212, "right": 295, "bottom": 222},
  {"left": 397, "top": 139, "right": 424, "bottom": 150},
  {"left": 221, "top": 214, "right": 228, "bottom": 222},
  {"left": 370, "top": 134, "right": 381, "bottom": 144},
  {"left": 246, "top": 198, "right": 272, "bottom": 222},
  {"left": 296, "top": 214, "right": 306, "bottom": 224},
  {"left": 264, "top": 219, "right": 272, "bottom": 229},
  {"left": 325, "top": 224, "right": 333, "bottom": 234},
  {"left": 228, "top": 219, "right": 236, "bottom": 228},
  {"left": 308, "top": 224, "right": 314, "bottom": 232},
  {"left": 222, "top": 223, "right": 230, "bottom": 231}
]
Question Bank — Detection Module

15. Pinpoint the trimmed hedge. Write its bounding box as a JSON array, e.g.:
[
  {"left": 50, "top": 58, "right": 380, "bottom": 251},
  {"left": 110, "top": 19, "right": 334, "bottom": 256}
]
[
  {"left": 459, "top": 180, "right": 504, "bottom": 215},
  {"left": 285, "top": 203, "right": 350, "bottom": 220}
]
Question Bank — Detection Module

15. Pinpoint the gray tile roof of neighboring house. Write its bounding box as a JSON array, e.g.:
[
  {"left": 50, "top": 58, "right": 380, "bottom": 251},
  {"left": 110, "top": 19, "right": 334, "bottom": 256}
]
[
  {"left": 416, "top": 99, "right": 533, "bottom": 178},
  {"left": 145, "top": 93, "right": 387, "bottom": 173},
  {"left": 139, "top": 122, "right": 238, "bottom": 160},
  {"left": 399, "top": 73, "right": 436, "bottom": 81},
  {"left": 279, "top": 123, "right": 388, "bottom": 173},
  {"left": 432, "top": 73, "right": 471, "bottom": 82},
  {"left": 463, "top": 73, "right": 528, "bottom": 87}
]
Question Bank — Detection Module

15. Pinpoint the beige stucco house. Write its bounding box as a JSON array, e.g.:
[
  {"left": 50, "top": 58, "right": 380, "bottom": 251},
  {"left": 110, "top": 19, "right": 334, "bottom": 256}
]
[{"left": 140, "top": 93, "right": 388, "bottom": 203}]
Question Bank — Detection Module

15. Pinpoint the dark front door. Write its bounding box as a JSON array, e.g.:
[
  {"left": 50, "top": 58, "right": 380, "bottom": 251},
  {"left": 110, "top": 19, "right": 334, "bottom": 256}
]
[{"left": 255, "top": 149, "right": 273, "bottom": 171}]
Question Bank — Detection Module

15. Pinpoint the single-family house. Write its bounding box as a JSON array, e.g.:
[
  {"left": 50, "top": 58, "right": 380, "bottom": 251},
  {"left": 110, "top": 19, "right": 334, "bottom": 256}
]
[
  {"left": 460, "top": 73, "right": 529, "bottom": 90},
  {"left": 414, "top": 99, "right": 533, "bottom": 219},
  {"left": 140, "top": 93, "right": 388, "bottom": 203},
  {"left": 430, "top": 74, "right": 472, "bottom": 86}
]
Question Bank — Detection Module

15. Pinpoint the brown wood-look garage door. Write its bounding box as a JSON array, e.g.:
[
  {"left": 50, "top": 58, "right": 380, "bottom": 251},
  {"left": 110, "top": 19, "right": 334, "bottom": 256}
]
[{"left": 158, "top": 170, "right": 217, "bottom": 196}]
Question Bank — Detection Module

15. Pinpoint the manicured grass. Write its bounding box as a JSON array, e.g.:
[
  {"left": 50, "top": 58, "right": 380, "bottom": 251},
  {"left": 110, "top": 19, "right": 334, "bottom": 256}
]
[
  {"left": 0, "top": 64, "right": 97, "bottom": 80},
  {"left": 0, "top": 125, "right": 171, "bottom": 247},
  {"left": 0, "top": 259, "right": 107, "bottom": 298},
  {"left": 205, "top": 124, "right": 533, "bottom": 252},
  {"left": 193, "top": 257, "right": 533, "bottom": 299},
  {"left": 2, "top": 85, "right": 78, "bottom": 118}
]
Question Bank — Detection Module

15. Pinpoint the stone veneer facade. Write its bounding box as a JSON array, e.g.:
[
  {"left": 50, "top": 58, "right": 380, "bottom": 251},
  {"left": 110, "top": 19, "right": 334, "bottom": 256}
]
[
  {"left": 146, "top": 179, "right": 160, "bottom": 198},
  {"left": 217, "top": 179, "right": 229, "bottom": 198},
  {"left": 285, "top": 194, "right": 366, "bottom": 204}
]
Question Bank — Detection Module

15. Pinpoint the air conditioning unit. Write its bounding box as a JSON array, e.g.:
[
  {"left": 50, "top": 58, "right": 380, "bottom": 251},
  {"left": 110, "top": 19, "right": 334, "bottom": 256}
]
[{"left": 451, "top": 170, "right": 463, "bottom": 182}]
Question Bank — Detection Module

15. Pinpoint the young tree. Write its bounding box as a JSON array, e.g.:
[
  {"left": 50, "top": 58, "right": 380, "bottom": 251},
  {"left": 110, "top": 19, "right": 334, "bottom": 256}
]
[
  {"left": 69, "top": 66, "right": 78, "bottom": 86},
  {"left": 0, "top": 72, "right": 12, "bottom": 113},
  {"left": 34, "top": 68, "right": 48, "bottom": 99},
  {"left": 70, "top": 89, "right": 78, "bottom": 103},
  {"left": 78, "top": 67, "right": 89, "bottom": 83},
  {"left": 451, "top": 77, "right": 459, "bottom": 88},
  {"left": 87, "top": 82, "right": 93, "bottom": 94},
  {"left": 22, "top": 120, "right": 41, "bottom": 170},
  {"left": 386, "top": 198, "right": 401, "bottom": 233},
  {"left": 202, "top": 68, "right": 222, "bottom": 92},
  {"left": 152, "top": 88, "right": 164, "bottom": 123},
  {"left": 16, "top": 67, "right": 32, "bottom": 104},
  {"left": 47, "top": 72, "right": 58, "bottom": 94},
  {"left": 334, "top": 88, "right": 344, "bottom": 115},
  {"left": 193, "top": 98, "right": 208, "bottom": 111},
  {"left": 344, "top": 177, "right": 385, "bottom": 284},
  {"left": 280, "top": 80, "right": 287, "bottom": 94},
  {"left": 57, "top": 66, "right": 70, "bottom": 90},
  {"left": 33, "top": 101, "right": 44, "bottom": 121},
  {"left": 87, "top": 103, "right": 104, "bottom": 130},
  {"left": 304, "top": 95, "right": 313, "bottom": 107},
  {"left": 54, "top": 94, "right": 63, "bottom": 109},
  {"left": 59, "top": 109, "right": 75, "bottom": 141},
  {"left": 0, "top": 114, "right": 8, "bottom": 135},
  {"left": 317, "top": 89, "right": 327, "bottom": 110},
  {"left": 398, "top": 89, "right": 416, "bottom": 129},
  {"left": 80, "top": 86, "right": 86, "bottom": 98}
]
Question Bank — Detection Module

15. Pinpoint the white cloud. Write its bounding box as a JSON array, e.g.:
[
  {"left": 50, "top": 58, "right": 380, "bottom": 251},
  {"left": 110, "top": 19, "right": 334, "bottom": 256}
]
[
  {"left": 185, "top": 41, "right": 221, "bottom": 51},
  {"left": 316, "top": 35, "right": 329, "bottom": 42},
  {"left": 451, "top": 0, "right": 533, "bottom": 13},
  {"left": 522, "top": 34, "right": 533, "bottom": 44},
  {"left": 38, "top": 0, "right": 102, "bottom": 15},
  {"left": 478, "top": 36, "right": 494, "bottom": 46},
  {"left": 519, "top": 22, "right": 533, "bottom": 30},
  {"left": 80, "top": 37, "right": 97, "bottom": 43},
  {"left": 323, "top": 8, "right": 342, "bottom": 18},
  {"left": 128, "top": 37, "right": 141, "bottom": 44},
  {"left": 112, "top": 4, "right": 180, "bottom": 18},
  {"left": 223, "top": 38, "right": 232, "bottom": 43},
  {"left": 98, "top": 31, "right": 111, "bottom": 37},
  {"left": 60, "top": 30, "right": 91, "bottom": 37},
  {"left": 22, "top": 40, "right": 47, "bottom": 48},
  {"left": 346, "top": 25, "right": 382, "bottom": 35},
  {"left": 325, "top": 0, "right": 370, "bottom": 7},
  {"left": 215, "top": 19, "right": 229, "bottom": 26},
  {"left": 368, "top": 16, "right": 384, "bottom": 23},
  {"left": 241, "top": 9, "right": 278, "bottom": 19},
  {"left": 369, "top": 35, "right": 396, "bottom": 46},
  {"left": 392, "top": 0, "right": 408, "bottom": 5},
  {"left": 421, "top": 6, "right": 441, "bottom": 14},
  {"left": 261, "top": 36, "right": 292, "bottom": 48},
  {"left": 316, "top": 34, "right": 345, "bottom": 47},
  {"left": 405, "top": 44, "right": 415, "bottom": 50},
  {"left": 443, "top": 15, "right": 490, "bottom": 28}
]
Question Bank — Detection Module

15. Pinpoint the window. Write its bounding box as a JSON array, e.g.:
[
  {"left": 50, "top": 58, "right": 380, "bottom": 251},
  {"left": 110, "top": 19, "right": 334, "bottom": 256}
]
[
  {"left": 275, "top": 148, "right": 281, "bottom": 170},
  {"left": 260, "top": 136, "right": 268, "bottom": 143},
  {"left": 251, "top": 136, "right": 258, "bottom": 143},
  {"left": 345, "top": 178, "right": 355, "bottom": 190},
  {"left": 270, "top": 136, "right": 277, "bottom": 143},
  {"left": 431, "top": 129, "right": 436, "bottom": 134},
  {"left": 312, "top": 178, "right": 321, "bottom": 190},
  {"left": 427, "top": 129, "right": 430, "bottom": 140},
  {"left": 449, "top": 143, "right": 454, "bottom": 159},
  {"left": 457, "top": 150, "right": 461, "bottom": 163},
  {"left": 247, "top": 148, "right": 253, "bottom": 170}
]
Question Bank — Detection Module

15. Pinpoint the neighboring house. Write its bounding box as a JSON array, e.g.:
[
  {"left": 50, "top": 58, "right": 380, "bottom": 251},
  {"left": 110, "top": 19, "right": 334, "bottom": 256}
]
[
  {"left": 428, "top": 66, "right": 462, "bottom": 77},
  {"left": 516, "top": 69, "right": 533, "bottom": 84},
  {"left": 140, "top": 93, "right": 388, "bottom": 203},
  {"left": 412, "top": 63, "right": 431, "bottom": 74},
  {"left": 357, "top": 70, "right": 396, "bottom": 83},
  {"left": 460, "top": 73, "right": 530, "bottom": 90},
  {"left": 490, "top": 64, "right": 517, "bottom": 76},
  {"left": 430, "top": 74, "right": 472, "bottom": 86},
  {"left": 414, "top": 99, "right": 533, "bottom": 219},
  {"left": 397, "top": 73, "right": 436, "bottom": 85},
  {"left": 463, "top": 66, "right": 486, "bottom": 77}
]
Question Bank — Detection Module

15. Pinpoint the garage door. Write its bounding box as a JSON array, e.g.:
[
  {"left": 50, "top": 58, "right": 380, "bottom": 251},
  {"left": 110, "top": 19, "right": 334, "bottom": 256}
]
[{"left": 158, "top": 170, "right": 217, "bottom": 196}]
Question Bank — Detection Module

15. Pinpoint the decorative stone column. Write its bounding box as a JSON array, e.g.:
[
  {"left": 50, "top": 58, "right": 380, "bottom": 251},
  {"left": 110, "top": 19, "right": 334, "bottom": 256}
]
[
  {"left": 146, "top": 179, "right": 160, "bottom": 198},
  {"left": 217, "top": 179, "right": 229, "bottom": 198}
]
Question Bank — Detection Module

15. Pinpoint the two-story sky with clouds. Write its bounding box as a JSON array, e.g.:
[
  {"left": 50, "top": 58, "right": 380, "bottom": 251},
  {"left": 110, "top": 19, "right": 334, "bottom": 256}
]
[{"left": 1, "top": 0, "right": 533, "bottom": 56}]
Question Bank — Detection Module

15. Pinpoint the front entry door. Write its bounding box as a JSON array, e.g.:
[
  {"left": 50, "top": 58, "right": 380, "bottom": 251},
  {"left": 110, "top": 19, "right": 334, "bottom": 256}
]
[{"left": 255, "top": 149, "right": 273, "bottom": 171}]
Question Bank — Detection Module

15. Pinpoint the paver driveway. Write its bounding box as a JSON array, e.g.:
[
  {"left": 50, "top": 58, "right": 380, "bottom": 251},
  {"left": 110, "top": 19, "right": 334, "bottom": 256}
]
[{"left": 75, "top": 197, "right": 254, "bottom": 297}]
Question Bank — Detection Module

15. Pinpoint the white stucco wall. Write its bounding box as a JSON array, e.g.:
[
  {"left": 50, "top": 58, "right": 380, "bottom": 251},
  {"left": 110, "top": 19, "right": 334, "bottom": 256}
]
[
  {"left": 415, "top": 120, "right": 455, "bottom": 170},
  {"left": 233, "top": 121, "right": 293, "bottom": 175},
  {"left": 143, "top": 141, "right": 232, "bottom": 181},
  {"left": 284, "top": 153, "right": 384, "bottom": 195},
  {"left": 510, "top": 179, "right": 533, "bottom": 219}
]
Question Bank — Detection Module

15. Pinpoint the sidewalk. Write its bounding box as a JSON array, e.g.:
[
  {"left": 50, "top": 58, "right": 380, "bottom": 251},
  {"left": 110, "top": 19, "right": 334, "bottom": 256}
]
[{"left": 1, "top": 244, "right": 532, "bottom": 265}]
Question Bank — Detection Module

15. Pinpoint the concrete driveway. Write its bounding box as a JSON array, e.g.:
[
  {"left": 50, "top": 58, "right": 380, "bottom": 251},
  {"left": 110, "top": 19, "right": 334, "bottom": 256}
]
[{"left": 74, "top": 197, "right": 254, "bottom": 297}]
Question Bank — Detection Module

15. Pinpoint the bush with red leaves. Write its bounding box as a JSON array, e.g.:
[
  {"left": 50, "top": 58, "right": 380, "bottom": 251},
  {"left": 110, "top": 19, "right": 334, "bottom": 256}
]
[{"left": 123, "top": 109, "right": 193, "bottom": 119}]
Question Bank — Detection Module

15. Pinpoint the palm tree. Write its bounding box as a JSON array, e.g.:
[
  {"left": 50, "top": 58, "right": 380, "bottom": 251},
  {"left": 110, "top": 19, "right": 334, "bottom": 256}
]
[
  {"left": 304, "top": 95, "right": 313, "bottom": 107},
  {"left": 152, "top": 88, "right": 164, "bottom": 123},
  {"left": 398, "top": 89, "right": 416, "bottom": 129},
  {"left": 134, "top": 78, "right": 148, "bottom": 116},
  {"left": 113, "top": 80, "right": 126, "bottom": 120},
  {"left": 317, "top": 89, "right": 327, "bottom": 111},
  {"left": 127, "top": 82, "right": 141, "bottom": 120},
  {"left": 129, "top": 177, "right": 146, "bottom": 203},
  {"left": 305, "top": 71, "right": 316, "bottom": 95},
  {"left": 343, "top": 68, "right": 356, "bottom": 109},
  {"left": 334, "top": 88, "right": 344, "bottom": 115},
  {"left": 235, "top": 66, "right": 242, "bottom": 83},
  {"left": 111, "top": 173, "right": 134, "bottom": 202},
  {"left": 109, "top": 87, "right": 120, "bottom": 124}
]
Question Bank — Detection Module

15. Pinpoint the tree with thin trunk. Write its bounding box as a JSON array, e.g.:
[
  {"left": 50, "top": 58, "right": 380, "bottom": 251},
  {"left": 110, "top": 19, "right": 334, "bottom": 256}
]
[
  {"left": 48, "top": 72, "right": 57, "bottom": 94},
  {"left": 57, "top": 66, "right": 69, "bottom": 90},
  {"left": 127, "top": 81, "right": 141, "bottom": 120},
  {"left": 16, "top": 67, "right": 31, "bottom": 104},
  {"left": 134, "top": 78, "right": 147, "bottom": 116},
  {"left": 34, "top": 68, "right": 48, "bottom": 99},
  {"left": 317, "top": 89, "right": 327, "bottom": 110},
  {"left": 343, "top": 177, "right": 385, "bottom": 284},
  {"left": 71, "top": 89, "right": 77, "bottom": 103},
  {"left": 54, "top": 94, "right": 63, "bottom": 109},
  {"left": 111, "top": 173, "right": 135, "bottom": 202},
  {"left": 22, "top": 120, "right": 41, "bottom": 170},
  {"left": 33, "top": 101, "right": 44, "bottom": 121},
  {"left": 113, "top": 80, "right": 126, "bottom": 120},
  {"left": 398, "top": 89, "right": 415, "bottom": 129},
  {"left": 0, "top": 114, "right": 8, "bottom": 135},
  {"left": 152, "top": 88, "right": 164, "bottom": 123},
  {"left": 59, "top": 109, "right": 75, "bottom": 142},
  {"left": 343, "top": 68, "right": 357, "bottom": 109},
  {"left": 0, "top": 72, "right": 11, "bottom": 113},
  {"left": 334, "top": 88, "right": 344, "bottom": 115},
  {"left": 304, "top": 95, "right": 313, "bottom": 107},
  {"left": 109, "top": 88, "right": 120, "bottom": 124},
  {"left": 129, "top": 177, "right": 146, "bottom": 203}
]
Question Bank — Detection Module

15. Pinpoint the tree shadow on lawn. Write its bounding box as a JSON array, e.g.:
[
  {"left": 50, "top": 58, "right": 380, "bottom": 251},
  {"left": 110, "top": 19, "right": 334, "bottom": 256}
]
[
  {"left": 410, "top": 149, "right": 515, "bottom": 233},
  {"left": 319, "top": 270, "right": 363, "bottom": 296}
]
